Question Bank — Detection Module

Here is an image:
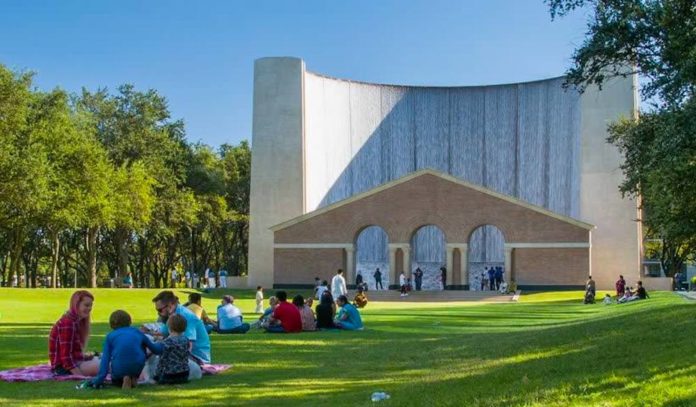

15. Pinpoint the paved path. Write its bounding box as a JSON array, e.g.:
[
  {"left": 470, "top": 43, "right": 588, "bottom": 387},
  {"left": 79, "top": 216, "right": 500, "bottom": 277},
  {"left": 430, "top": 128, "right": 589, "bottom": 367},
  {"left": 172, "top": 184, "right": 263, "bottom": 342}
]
[{"left": 347, "top": 289, "right": 519, "bottom": 303}]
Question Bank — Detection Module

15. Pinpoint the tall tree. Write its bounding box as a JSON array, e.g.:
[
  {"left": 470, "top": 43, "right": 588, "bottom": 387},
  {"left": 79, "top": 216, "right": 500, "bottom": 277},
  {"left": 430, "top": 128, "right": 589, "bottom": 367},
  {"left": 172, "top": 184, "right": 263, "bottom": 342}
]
[{"left": 548, "top": 0, "right": 696, "bottom": 274}]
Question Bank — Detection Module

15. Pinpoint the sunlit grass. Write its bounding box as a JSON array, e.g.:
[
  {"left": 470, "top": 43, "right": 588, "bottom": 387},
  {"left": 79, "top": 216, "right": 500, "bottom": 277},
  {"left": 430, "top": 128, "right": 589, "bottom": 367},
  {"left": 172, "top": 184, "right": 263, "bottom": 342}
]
[{"left": 0, "top": 288, "right": 693, "bottom": 406}]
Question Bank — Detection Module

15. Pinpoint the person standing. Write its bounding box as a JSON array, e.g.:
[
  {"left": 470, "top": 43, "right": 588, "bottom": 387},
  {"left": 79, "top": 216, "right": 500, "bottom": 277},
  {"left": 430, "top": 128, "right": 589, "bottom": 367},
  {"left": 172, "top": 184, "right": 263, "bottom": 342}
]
[
  {"left": 192, "top": 271, "right": 199, "bottom": 289},
  {"left": 615, "top": 275, "right": 626, "bottom": 297},
  {"left": 494, "top": 266, "right": 503, "bottom": 291},
  {"left": 414, "top": 267, "right": 423, "bottom": 291},
  {"left": 206, "top": 267, "right": 216, "bottom": 289},
  {"left": 399, "top": 272, "right": 408, "bottom": 297},
  {"left": 331, "top": 269, "right": 347, "bottom": 301},
  {"left": 185, "top": 270, "right": 192, "bottom": 288},
  {"left": 170, "top": 268, "right": 178, "bottom": 289},
  {"left": 373, "top": 268, "right": 383, "bottom": 291},
  {"left": 255, "top": 286, "right": 264, "bottom": 313},
  {"left": 219, "top": 269, "right": 228, "bottom": 288},
  {"left": 487, "top": 267, "right": 495, "bottom": 291},
  {"left": 441, "top": 266, "right": 447, "bottom": 290}
]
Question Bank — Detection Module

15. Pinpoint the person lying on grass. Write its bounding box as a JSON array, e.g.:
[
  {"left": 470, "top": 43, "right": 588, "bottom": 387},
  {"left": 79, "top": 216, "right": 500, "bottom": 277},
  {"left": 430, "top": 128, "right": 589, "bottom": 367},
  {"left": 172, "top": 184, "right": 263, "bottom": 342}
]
[
  {"left": 49, "top": 290, "right": 101, "bottom": 377},
  {"left": 90, "top": 310, "right": 162, "bottom": 389},
  {"left": 334, "top": 295, "right": 363, "bottom": 331}
]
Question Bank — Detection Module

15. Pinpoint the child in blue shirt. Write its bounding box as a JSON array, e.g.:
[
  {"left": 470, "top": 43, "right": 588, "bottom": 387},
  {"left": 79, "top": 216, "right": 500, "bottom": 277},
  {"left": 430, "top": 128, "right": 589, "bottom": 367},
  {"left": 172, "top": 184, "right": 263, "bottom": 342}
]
[{"left": 90, "top": 310, "right": 162, "bottom": 388}]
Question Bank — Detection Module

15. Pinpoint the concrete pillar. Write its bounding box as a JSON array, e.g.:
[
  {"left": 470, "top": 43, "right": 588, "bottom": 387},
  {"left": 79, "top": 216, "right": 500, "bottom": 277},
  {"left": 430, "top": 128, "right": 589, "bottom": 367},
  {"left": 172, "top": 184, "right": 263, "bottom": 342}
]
[
  {"left": 504, "top": 245, "right": 513, "bottom": 281},
  {"left": 446, "top": 246, "right": 454, "bottom": 290},
  {"left": 345, "top": 246, "right": 355, "bottom": 287},
  {"left": 460, "top": 244, "right": 469, "bottom": 287},
  {"left": 388, "top": 245, "right": 398, "bottom": 288},
  {"left": 248, "top": 57, "right": 305, "bottom": 288},
  {"left": 402, "top": 246, "right": 411, "bottom": 280}
]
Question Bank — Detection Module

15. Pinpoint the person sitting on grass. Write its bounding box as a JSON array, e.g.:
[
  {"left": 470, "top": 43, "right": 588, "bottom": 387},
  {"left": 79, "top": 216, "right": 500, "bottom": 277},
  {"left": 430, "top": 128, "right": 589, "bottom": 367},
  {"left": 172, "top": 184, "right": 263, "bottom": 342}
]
[
  {"left": 214, "top": 295, "right": 250, "bottom": 334},
  {"left": 143, "top": 290, "right": 210, "bottom": 380},
  {"left": 618, "top": 286, "right": 634, "bottom": 303},
  {"left": 49, "top": 290, "right": 101, "bottom": 377},
  {"left": 252, "top": 296, "right": 278, "bottom": 329},
  {"left": 602, "top": 293, "right": 613, "bottom": 305},
  {"left": 315, "top": 291, "right": 336, "bottom": 330},
  {"left": 90, "top": 310, "right": 162, "bottom": 389},
  {"left": 266, "top": 291, "right": 302, "bottom": 333},
  {"left": 293, "top": 294, "right": 316, "bottom": 332},
  {"left": 316, "top": 280, "right": 329, "bottom": 300},
  {"left": 334, "top": 295, "right": 363, "bottom": 331},
  {"left": 353, "top": 286, "right": 368, "bottom": 308},
  {"left": 152, "top": 314, "right": 191, "bottom": 385},
  {"left": 185, "top": 293, "right": 216, "bottom": 333}
]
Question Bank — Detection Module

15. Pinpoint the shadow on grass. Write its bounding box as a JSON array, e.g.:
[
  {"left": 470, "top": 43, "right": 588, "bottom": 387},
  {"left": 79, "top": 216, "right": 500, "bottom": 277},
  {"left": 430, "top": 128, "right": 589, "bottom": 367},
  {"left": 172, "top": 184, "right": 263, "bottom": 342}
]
[{"left": 0, "top": 296, "right": 694, "bottom": 406}]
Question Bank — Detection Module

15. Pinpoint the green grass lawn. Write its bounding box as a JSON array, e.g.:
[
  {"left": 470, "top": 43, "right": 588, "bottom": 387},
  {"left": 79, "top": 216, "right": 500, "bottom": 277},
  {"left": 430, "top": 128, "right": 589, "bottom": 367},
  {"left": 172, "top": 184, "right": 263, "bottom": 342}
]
[{"left": 0, "top": 288, "right": 694, "bottom": 406}]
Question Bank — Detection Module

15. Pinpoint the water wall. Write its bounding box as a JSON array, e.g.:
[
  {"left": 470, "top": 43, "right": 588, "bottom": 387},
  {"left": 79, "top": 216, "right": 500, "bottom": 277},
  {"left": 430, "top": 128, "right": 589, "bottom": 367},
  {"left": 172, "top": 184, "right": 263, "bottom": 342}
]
[{"left": 304, "top": 73, "right": 581, "bottom": 288}]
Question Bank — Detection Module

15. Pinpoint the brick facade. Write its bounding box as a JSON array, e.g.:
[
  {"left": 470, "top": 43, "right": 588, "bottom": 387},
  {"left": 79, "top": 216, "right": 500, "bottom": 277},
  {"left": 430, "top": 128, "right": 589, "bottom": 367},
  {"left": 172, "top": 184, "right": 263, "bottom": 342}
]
[{"left": 273, "top": 171, "right": 592, "bottom": 288}]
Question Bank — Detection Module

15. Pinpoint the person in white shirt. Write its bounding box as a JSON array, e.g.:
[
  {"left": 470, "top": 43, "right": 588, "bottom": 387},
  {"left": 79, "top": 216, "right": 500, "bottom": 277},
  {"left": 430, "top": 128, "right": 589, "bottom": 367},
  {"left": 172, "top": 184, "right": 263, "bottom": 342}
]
[
  {"left": 206, "top": 268, "right": 216, "bottom": 289},
  {"left": 316, "top": 280, "right": 329, "bottom": 300},
  {"left": 214, "top": 295, "right": 249, "bottom": 334},
  {"left": 399, "top": 272, "right": 408, "bottom": 297},
  {"left": 185, "top": 271, "right": 192, "bottom": 288},
  {"left": 255, "top": 286, "right": 264, "bottom": 313},
  {"left": 331, "top": 269, "right": 347, "bottom": 302}
]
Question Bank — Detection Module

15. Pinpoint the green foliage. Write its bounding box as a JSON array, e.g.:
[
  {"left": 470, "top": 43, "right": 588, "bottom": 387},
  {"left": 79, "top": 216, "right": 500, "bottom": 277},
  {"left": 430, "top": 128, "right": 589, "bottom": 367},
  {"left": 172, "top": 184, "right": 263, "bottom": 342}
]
[
  {"left": 0, "top": 63, "right": 251, "bottom": 288},
  {"left": 549, "top": 0, "right": 696, "bottom": 273}
]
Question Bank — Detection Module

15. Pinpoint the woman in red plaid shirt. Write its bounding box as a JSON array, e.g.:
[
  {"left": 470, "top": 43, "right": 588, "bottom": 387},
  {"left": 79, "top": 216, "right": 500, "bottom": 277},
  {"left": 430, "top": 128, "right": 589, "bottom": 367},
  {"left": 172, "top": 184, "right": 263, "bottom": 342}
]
[{"left": 48, "top": 290, "right": 101, "bottom": 376}]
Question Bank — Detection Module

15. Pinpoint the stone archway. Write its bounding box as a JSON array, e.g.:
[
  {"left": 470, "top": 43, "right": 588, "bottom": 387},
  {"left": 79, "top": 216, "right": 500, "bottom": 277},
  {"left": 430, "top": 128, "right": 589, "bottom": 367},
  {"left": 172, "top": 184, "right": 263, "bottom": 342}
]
[
  {"left": 467, "top": 225, "right": 506, "bottom": 291},
  {"left": 355, "top": 225, "right": 390, "bottom": 290},
  {"left": 410, "top": 225, "right": 446, "bottom": 290}
]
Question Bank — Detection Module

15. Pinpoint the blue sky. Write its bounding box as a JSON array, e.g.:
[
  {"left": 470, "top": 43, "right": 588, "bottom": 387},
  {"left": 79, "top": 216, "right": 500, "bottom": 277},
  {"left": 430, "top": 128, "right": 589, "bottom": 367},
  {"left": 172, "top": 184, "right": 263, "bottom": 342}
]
[{"left": 0, "top": 0, "right": 589, "bottom": 148}]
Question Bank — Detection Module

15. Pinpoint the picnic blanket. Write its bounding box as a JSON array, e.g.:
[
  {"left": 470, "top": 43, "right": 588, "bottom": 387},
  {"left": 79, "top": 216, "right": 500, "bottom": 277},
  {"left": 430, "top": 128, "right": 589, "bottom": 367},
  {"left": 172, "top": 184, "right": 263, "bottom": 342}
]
[{"left": 0, "top": 363, "right": 232, "bottom": 383}]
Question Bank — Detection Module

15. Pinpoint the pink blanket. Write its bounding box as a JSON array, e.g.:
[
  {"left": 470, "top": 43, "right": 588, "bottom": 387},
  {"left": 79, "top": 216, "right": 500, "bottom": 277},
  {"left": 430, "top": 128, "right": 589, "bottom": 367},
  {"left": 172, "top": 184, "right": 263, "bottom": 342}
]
[{"left": 0, "top": 363, "right": 232, "bottom": 383}]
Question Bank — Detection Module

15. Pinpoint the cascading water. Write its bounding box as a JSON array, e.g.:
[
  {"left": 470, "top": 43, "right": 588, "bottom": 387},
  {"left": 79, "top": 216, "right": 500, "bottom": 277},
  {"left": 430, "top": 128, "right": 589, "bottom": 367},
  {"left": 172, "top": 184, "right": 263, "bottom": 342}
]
[{"left": 304, "top": 73, "right": 581, "bottom": 290}]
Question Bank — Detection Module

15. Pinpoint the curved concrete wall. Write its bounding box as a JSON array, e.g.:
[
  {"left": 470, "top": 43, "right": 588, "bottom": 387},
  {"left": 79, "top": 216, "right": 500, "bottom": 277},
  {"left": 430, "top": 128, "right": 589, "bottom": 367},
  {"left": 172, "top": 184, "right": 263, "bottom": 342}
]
[{"left": 249, "top": 57, "right": 640, "bottom": 289}]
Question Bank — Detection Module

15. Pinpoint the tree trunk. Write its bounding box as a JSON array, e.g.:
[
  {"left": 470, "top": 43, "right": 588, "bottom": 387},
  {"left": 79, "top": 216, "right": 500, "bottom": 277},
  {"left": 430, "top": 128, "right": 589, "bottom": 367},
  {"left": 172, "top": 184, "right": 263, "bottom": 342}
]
[
  {"left": 86, "top": 226, "right": 99, "bottom": 288},
  {"left": 51, "top": 232, "right": 60, "bottom": 288},
  {"left": 9, "top": 229, "right": 23, "bottom": 287},
  {"left": 115, "top": 227, "right": 129, "bottom": 286}
]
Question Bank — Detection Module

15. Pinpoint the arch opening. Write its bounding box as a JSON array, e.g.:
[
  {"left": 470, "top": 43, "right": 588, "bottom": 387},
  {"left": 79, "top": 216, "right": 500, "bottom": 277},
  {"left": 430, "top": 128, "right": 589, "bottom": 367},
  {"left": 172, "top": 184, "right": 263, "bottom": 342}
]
[
  {"left": 410, "top": 225, "right": 446, "bottom": 291},
  {"left": 468, "top": 225, "right": 506, "bottom": 291},
  {"left": 355, "top": 225, "right": 389, "bottom": 290}
]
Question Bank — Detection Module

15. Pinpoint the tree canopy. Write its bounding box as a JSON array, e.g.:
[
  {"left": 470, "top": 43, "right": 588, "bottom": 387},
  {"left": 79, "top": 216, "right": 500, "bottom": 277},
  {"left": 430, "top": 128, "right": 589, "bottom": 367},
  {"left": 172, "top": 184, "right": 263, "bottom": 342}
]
[
  {"left": 548, "top": 0, "right": 696, "bottom": 274},
  {"left": 0, "top": 64, "right": 250, "bottom": 288}
]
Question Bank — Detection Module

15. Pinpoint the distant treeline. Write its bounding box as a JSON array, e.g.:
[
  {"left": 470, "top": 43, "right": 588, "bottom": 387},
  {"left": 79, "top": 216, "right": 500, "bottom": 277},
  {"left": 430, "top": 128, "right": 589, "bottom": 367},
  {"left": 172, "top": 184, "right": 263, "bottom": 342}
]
[{"left": 0, "top": 64, "right": 250, "bottom": 288}]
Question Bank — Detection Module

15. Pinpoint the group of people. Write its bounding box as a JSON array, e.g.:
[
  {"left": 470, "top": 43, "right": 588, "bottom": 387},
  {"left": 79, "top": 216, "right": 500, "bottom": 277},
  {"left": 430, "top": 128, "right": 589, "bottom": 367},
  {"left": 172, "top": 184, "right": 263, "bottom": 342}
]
[
  {"left": 182, "top": 267, "right": 229, "bottom": 289},
  {"left": 254, "top": 289, "right": 364, "bottom": 333},
  {"left": 585, "top": 275, "right": 650, "bottom": 304},
  {"left": 48, "top": 283, "right": 365, "bottom": 389},
  {"left": 49, "top": 290, "right": 213, "bottom": 389}
]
